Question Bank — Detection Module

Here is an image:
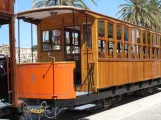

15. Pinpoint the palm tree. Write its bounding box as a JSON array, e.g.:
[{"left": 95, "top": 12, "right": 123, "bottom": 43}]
[
  {"left": 117, "top": 0, "right": 161, "bottom": 31},
  {"left": 32, "top": 0, "right": 97, "bottom": 9}
]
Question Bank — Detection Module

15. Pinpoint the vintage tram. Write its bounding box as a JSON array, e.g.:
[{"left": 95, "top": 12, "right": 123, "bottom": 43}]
[{"left": 15, "top": 6, "right": 161, "bottom": 118}]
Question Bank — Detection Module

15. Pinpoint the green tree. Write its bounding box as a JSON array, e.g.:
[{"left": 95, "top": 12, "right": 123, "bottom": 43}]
[
  {"left": 32, "top": 0, "right": 97, "bottom": 9},
  {"left": 32, "top": 45, "right": 38, "bottom": 51},
  {"left": 117, "top": 0, "right": 161, "bottom": 31}
]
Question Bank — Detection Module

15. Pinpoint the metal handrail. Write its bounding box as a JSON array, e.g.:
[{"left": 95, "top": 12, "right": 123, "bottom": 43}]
[{"left": 79, "top": 63, "right": 95, "bottom": 93}]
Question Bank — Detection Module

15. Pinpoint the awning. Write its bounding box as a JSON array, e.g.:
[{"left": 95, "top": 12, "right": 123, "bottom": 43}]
[{"left": 17, "top": 6, "right": 86, "bottom": 24}]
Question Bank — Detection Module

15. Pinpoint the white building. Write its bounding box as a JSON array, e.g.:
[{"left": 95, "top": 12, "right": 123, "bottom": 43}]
[{"left": 0, "top": 44, "right": 38, "bottom": 63}]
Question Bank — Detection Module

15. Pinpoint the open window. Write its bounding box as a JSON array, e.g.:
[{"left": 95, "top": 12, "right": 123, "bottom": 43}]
[
  {"left": 117, "top": 42, "right": 122, "bottom": 58},
  {"left": 64, "top": 27, "right": 80, "bottom": 61},
  {"left": 117, "top": 24, "right": 122, "bottom": 41},
  {"left": 124, "top": 26, "right": 128, "bottom": 42},
  {"left": 107, "top": 42, "right": 114, "bottom": 58},
  {"left": 136, "top": 45, "right": 141, "bottom": 59},
  {"left": 136, "top": 29, "right": 140, "bottom": 44},
  {"left": 124, "top": 44, "right": 129, "bottom": 58},
  {"left": 107, "top": 22, "right": 113, "bottom": 40},
  {"left": 98, "top": 40, "right": 106, "bottom": 58},
  {"left": 143, "top": 46, "right": 146, "bottom": 59},
  {"left": 156, "top": 34, "right": 159, "bottom": 47},
  {"left": 142, "top": 31, "right": 146, "bottom": 44},
  {"left": 152, "top": 34, "right": 156, "bottom": 46},
  {"left": 131, "top": 45, "right": 136, "bottom": 59},
  {"left": 131, "top": 28, "right": 135, "bottom": 43},
  {"left": 98, "top": 21, "right": 105, "bottom": 38},
  {"left": 148, "top": 32, "right": 151, "bottom": 45}
]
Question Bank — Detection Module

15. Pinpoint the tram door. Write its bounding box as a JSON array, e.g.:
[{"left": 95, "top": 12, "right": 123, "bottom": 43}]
[{"left": 64, "top": 27, "right": 81, "bottom": 86}]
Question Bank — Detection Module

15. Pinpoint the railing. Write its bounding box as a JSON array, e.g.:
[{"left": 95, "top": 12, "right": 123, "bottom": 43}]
[
  {"left": 79, "top": 62, "right": 95, "bottom": 92},
  {"left": 0, "top": 0, "right": 13, "bottom": 13}
]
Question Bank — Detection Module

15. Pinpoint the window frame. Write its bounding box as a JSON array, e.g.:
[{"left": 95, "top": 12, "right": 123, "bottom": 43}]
[{"left": 41, "top": 29, "right": 62, "bottom": 52}]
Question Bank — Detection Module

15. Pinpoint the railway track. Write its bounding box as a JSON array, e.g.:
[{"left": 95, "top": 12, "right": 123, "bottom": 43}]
[
  {"left": 23, "top": 89, "right": 161, "bottom": 120},
  {"left": 30, "top": 91, "right": 158, "bottom": 120}
]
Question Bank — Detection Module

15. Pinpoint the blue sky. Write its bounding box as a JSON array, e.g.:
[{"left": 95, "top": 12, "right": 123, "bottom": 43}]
[{"left": 0, "top": 0, "right": 126, "bottom": 48}]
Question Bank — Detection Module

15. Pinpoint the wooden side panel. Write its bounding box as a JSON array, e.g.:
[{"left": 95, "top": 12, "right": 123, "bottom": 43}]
[
  {"left": 152, "top": 62, "right": 160, "bottom": 78},
  {"left": 108, "top": 62, "right": 118, "bottom": 86},
  {"left": 138, "top": 62, "right": 144, "bottom": 81},
  {"left": 40, "top": 18, "right": 62, "bottom": 29},
  {"left": 77, "top": 16, "right": 92, "bottom": 24},
  {"left": 129, "top": 62, "right": 137, "bottom": 83},
  {"left": 0, "top": 0, "right": 6, "bottom": 10},
  {"left": 0, "top": 0, "right": 13, "bottom": 13},
  {"left": 117, "top": 62, "right": 128, "bottom": 85},
  {"left": 98, "top": 62, "right": 118, "bottom": 88},
  {"left": 98, "top": 61, "right": 161, "bottom": 89},
  {"left": 82, "top": 53, "right": 93, "bottom": 81},
  {"left": 98, "top": 62, "right": 109, "bottom": 88},
  {"left": 148, "top": 62, "right": 152, "bottom": 79},
  {"left": 143, "top": 62, "right": 151, "bottom": 80}
]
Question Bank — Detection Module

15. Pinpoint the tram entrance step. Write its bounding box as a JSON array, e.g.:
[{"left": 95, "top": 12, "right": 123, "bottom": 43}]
[{"left": 74, "top": 104, "right": 96, "bottom": 110}]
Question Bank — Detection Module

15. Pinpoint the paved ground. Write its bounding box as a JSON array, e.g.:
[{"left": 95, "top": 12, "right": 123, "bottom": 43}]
[{"left": 85, "top": 91, "right": 161, "bottom": 120}]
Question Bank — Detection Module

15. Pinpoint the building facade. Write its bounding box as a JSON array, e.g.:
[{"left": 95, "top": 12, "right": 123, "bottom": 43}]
[{"left": 0, "top": 44, "right": 38, "bottom": 63}]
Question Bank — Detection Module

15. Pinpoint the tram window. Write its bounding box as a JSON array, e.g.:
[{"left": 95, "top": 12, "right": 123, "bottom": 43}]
[
  {"left": 154, "top": 48, "right": 157, "bottom": 59},
  {"left": 72, "top": 32, "right": 79, "bottom": 45},
  {"left": 42, "top": 30, "right": 61, "bottom": 51},
  {"left": 143, "top": 46, "right": 146, "bottom": 59},
  {"left": 52, "top": 30, "right": 61, "bottom": 50},
  {"left": 152, "top": 48, "right": 155, "bottom": 59},
  {"left": 66, "top": 46, "right": 71, "bottom": 54},
  {"left": 84, "top": 25, "right": 92, "bottom": 48},
  {"left": 117, "top": 25, "right": 122, "bottom": 40},
  {"left": 158, "top": 49, "right": 160, "bottom": 59},
  {"left": 136, "top": 45, "right": 141, "bottom": 59},
  {"left": 160, "top": 36, "right": 161, "bottom": 46},
  {"left": 43, "top": 31, "right": 49, "bottom": 43},
  {"left": 117, "top": 42, "right": 122, "bottom": 58},
  {"left": 142, "top": 31, "right": 146, "bottom": 44},
  {"left": 131, "top": 28, "right": 135, "bottom": 43},
  {"left": 148, "top": 32, "right": 151, "bottom": 45},
  {"left": 108, "top": 23, "right": 113, "bottom": 40},
  {"left": 124, "top": 27, "right": 128, "bottom": 41},
  {"left": 156, "top": 35, "right": 159, "bottom": 46},
  {"left": 98, "top": 40, "right": 106, "bottom": 58},
  {"left": 152, "top": 34, "right": 155, "bottom": 46},
  {"left": 131, "top": 45, "right": 135, "bottom": 58},
  {"left": 147, "top": 47, "right": 150, "bottom": 59},
  {"left": 65, "top": 32, "right": 70, "bottom": 45},
  {"left": 72, "top": 46, "right": 80, "bottom": 54},
  {"left": 136, "top": 29, "right": 140, "bottom": 44},
  {"left": 98, "top": 21, "right": 105, "bottom": 38},
  {"left": 156, "top": 49, "right": 159, "bottom": 59},
  {"left": 108, "top": 42, "right": 114, "bottom": 58},
  {"left": 124, "top": 44, "right": 129, "bottom": 58},
  {"left": 43, "top": 44, "right": 51, "bottom": 51}
]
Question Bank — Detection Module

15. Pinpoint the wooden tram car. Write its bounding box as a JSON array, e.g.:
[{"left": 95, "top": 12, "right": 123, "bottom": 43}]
[
  {"left": 16, "top": 6, "right": 161, "bottom": 113},
  {"left": 0, "top": 5, "right": 159, "bottom": 118}
]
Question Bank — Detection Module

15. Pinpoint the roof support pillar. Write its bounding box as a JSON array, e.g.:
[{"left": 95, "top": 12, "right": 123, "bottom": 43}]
[
  {"left": 9, "top": 16, "right": 18, "bottom": 107},
  {"left": 31, "top": 24, "right": 33, "bottom": 63},
  {"left": 18, "top": 19, "right": 20, "bottom": 63}
]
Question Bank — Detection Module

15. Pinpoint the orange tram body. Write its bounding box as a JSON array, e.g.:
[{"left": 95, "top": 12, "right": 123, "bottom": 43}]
[{"left": 16, "top": 6, "right": 161, "bottom": 112}]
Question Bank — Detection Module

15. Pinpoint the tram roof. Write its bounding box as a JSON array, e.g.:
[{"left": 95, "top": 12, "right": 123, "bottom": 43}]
[
  {"left": 17, "top": 6, "right": 85, "bottom": 23},
  {"left": 16, "top": 6, "right": 161, "bottom": 33},
  {"left": 16, "top": 6, "right": 115, "bottom": 24}
]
